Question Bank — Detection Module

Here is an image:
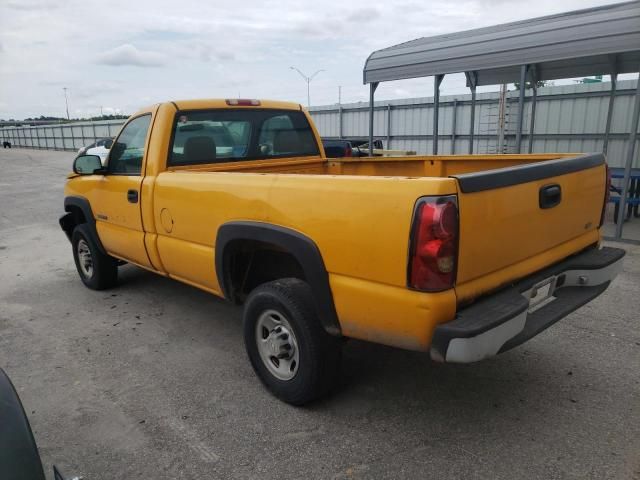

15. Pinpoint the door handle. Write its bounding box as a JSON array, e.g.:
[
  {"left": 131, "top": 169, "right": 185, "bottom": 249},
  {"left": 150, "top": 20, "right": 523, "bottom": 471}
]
[
  {"left": 127, "top": 189, "right": 139, "bottom": 204},
  {"left": 539, "top": 184, "right": 561, "bottom": 209}
]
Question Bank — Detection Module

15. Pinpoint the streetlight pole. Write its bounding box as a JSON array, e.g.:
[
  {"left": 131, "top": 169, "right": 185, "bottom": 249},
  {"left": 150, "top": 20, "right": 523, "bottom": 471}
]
[
  {"left": 63, "top": 87, "right": 70, "bottom": 120},
  {"left": 290, "top": 66, "right": 324, "bottom": 108}
]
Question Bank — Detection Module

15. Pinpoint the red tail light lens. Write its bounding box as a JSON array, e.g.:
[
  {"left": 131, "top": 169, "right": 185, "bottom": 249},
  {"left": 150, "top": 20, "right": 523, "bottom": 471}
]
[
  {"left": 599, "top": 163, "right": 610, "bottom": 227},
  {"left": 408, "top": 196, "right": 459, "bottom": 292},
  {"left": 226, "top": 99, "right": 261, "bottom": 106}
]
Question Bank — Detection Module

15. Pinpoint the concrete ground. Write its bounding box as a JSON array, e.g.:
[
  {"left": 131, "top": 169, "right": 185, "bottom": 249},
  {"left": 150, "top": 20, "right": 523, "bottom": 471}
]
[{"left": 1, "top": 148, "right": 639, "bottom": 480}]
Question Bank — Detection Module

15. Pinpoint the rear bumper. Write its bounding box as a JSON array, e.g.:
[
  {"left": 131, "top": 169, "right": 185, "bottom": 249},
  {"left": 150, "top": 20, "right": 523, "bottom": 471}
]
[{"left": 430, "top": 246, "right": 625, "bottom": 363}]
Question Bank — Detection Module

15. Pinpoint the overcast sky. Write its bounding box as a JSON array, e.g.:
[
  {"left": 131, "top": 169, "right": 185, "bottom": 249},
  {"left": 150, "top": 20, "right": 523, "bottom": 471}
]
[{"left": 0, "top": 0, "right": 628, "bottom": 119}]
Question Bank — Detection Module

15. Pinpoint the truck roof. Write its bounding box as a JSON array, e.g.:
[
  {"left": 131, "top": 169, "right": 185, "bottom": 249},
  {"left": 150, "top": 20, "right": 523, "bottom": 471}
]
[{"left": 161, "top": 99, "right": 304, "bottom": 112}]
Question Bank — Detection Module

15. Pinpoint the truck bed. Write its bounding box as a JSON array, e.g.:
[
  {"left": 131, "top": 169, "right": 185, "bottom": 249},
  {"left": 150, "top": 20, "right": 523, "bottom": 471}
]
[
  {"left": 154, "top": 150, "right": 606, "bottom": 350},
  {"left": 166, "top": 153, "right": 576, "bottom": 177}
]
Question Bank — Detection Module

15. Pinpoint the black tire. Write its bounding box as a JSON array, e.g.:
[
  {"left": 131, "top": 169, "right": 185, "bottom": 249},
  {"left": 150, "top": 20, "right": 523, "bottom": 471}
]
[
  {"left": 243, "top": 278, "right": 342, "bottom": 405},
  {"left": 71, "top": 224, "right": 118, "bottom": 290}
]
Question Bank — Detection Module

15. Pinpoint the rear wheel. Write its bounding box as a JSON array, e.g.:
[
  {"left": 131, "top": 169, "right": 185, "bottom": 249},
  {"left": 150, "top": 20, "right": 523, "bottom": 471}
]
[
  {"left": 71, "top": 224, "right": 118, "bottom": 290},
  {"left": 243, "top": 278, "right": 341, "bottom": 405}
]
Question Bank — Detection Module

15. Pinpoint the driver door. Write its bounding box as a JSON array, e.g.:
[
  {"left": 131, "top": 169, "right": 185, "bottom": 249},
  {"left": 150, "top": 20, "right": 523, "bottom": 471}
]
[{"left": 94, "top": 114, "right": 152, "bottom": 268}]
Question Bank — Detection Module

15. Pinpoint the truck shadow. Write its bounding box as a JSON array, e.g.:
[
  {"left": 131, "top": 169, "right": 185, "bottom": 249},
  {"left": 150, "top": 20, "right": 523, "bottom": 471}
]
[
  {"left": 312, "top": 338, "right": 577, "bottom": 442},
  {"left": 116, "top": 265, "right": 573, "bottom": 427}
]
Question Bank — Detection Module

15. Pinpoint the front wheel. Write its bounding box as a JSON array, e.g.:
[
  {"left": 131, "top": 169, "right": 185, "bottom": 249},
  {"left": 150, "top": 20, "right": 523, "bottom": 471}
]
[
  {"left": 71, "top": 224, "right": 118, "bottom": 290},
  {"left": 243, "top": 278, "right": 342, "bottom": 405}
]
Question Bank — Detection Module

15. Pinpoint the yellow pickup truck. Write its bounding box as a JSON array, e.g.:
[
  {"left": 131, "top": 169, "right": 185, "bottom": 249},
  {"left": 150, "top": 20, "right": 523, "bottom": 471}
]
[{"left": 60, "top": 98, "right": 624, "bottom": 404}]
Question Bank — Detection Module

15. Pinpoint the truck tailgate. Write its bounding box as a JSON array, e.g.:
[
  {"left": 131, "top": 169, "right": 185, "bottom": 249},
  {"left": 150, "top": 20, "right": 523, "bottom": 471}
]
[{"left": 452, "top": 153, "right": 607, "bottom": 300}]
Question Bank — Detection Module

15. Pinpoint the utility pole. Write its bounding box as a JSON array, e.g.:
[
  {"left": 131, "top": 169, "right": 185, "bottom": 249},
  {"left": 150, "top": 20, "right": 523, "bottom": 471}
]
[
  {"left": 290, "top": 66, "right": 324, "bottom": 108},
  {"left": 63, "top": 87, "right": 70, "bottom": 120},
  {"left": 338, "top": 86, "right": 342, "bottom": 105}
]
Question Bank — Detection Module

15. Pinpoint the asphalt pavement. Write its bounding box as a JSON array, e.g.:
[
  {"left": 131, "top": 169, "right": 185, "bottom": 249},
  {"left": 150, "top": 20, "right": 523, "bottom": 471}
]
[{"left": 0, "top": 148, "right": 638, "bottom": 480}]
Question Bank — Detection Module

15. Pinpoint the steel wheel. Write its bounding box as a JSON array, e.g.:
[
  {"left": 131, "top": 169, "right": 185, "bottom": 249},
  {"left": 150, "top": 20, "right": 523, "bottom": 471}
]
[
  {"left": 76, "top": 239, "right": 93, "bottom": 278},
  {"left": 255, "top": 309, "right": 300, "bottom": 381},
  {"left": 71, "top": 224, "right": 118, "bottom": 290}
]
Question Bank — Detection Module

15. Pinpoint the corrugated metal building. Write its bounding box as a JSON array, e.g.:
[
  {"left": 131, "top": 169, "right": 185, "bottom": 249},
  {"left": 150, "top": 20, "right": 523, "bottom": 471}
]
[
  {"left": 1, "top": 80, "right": 638, "bottom": 168},
  {"left": 0, "top": 119, "right": 124, "bottom": 151},
  {"left": 310, "top": 79, "right": 639, "bottom": 168}
]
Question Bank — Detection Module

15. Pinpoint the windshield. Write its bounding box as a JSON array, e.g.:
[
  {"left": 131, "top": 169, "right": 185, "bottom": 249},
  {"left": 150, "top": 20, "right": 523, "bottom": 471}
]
[{"left": 169, "top": 109, "right": 319, "bottom": 166}]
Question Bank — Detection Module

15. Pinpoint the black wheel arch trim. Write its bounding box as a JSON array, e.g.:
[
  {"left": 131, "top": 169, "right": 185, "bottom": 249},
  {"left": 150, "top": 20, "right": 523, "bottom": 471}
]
[
  {"left": 0, "top": 368, "right": 46, "bottom": 480},
  {"left": 61, "top": 196, "right": 106, "bottom": 254},
  {"left": 452, "top": 153, "right": 605, "bottom": 193},
  {"left": 215, "top": 221, "right": 341, "bottom": 336}
]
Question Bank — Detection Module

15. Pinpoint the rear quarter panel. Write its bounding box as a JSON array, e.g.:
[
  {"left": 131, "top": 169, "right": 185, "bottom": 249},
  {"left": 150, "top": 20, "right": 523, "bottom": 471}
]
[{"left": 152, "top": 172, "right": 459, "bottom": 349}]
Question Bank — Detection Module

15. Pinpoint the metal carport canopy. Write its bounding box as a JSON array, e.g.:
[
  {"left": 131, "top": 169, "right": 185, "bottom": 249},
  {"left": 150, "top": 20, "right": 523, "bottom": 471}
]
[
  {"left": 362, "top": 1, "right": 640, "bottom": 242},
  {"left": 363, "top": 1, "right": 640, "bottom": 85}
]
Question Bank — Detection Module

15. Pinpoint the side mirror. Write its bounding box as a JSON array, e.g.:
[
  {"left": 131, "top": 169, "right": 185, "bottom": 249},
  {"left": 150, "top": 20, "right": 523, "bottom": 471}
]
[
  {"left": 73, "top": 155, "right": 103, "bottom": 175},
  {"left": 104, "top": 139, "right": 113, "bottom": 149}
]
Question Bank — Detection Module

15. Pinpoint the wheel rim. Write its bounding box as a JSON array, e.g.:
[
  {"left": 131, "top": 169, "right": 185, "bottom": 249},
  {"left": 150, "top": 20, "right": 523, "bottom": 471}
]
[
  {"left": 255, "top": 309, "right": 299, "bottom": 381},
  {"left": 77, "top": 239, "right": 93, "bottom": 278}
]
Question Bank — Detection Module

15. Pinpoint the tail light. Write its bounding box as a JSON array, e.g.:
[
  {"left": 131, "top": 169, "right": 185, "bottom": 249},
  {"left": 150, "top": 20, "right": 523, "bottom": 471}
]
[
  {"left": 226, "top": 99, "right": 260, "bottom": 106},
  {"left": 408, "top": 196, "right": 459, "bottom": 292},
  {"left": 599, "top": 163, "right": 610, "bottom": 227}
]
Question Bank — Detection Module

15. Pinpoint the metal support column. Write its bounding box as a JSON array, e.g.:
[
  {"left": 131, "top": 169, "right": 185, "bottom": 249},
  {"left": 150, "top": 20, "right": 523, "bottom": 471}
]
[
  {"left": 451, "top": 99, "right": 458, "bottom": 154},
  {"left": 465, "top": 71, "right": 478, "bottom": 154},
  {"left": 615, "top": 73, "right": 640, "bottom": 239},
  {"left": 386, "top": 104, "right": 392, "bottom": 148},
  {"left": 338, "top": 106, "right": 343, "bottom": 139},
  {"left": 368, "top": 82, "right": 378, "bottom": 156},
  {"left": 528, "top": 65, "right": 538, "bottom": 154},
  {"left": 433, "top": 74, "right": 444, "bottom": 155},
  {"left": 515, "top": 64, "right": 528, "bottom": 153},
  {"left": 603, "top": 72, "right": 618, "bottom": 155},
  {"left": 603, "top": 75, "right": 618, "bottom": 155}
]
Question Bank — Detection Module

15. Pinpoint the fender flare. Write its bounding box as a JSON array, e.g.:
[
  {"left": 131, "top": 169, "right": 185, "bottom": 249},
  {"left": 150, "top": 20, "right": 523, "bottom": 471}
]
[
  {"left": 0, "top": 369, "right": 46, "bottom": 480},
  {"left": 215, "top": 221, "right": 341, "bottom": 336},
  {"left": 62, "top": 196, "right": 106, "bottom": 254}
]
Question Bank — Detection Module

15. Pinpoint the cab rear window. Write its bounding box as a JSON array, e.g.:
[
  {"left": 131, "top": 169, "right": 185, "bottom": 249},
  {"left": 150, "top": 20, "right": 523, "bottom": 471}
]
[{"left": 168, "top": 109, "right": 319, "bottom": 166}]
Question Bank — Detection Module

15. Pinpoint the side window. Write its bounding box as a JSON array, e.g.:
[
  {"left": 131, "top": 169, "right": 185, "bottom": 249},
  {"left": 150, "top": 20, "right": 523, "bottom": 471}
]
[{"left": 108, "top": 115, "right": 152, "bottom": 175}]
